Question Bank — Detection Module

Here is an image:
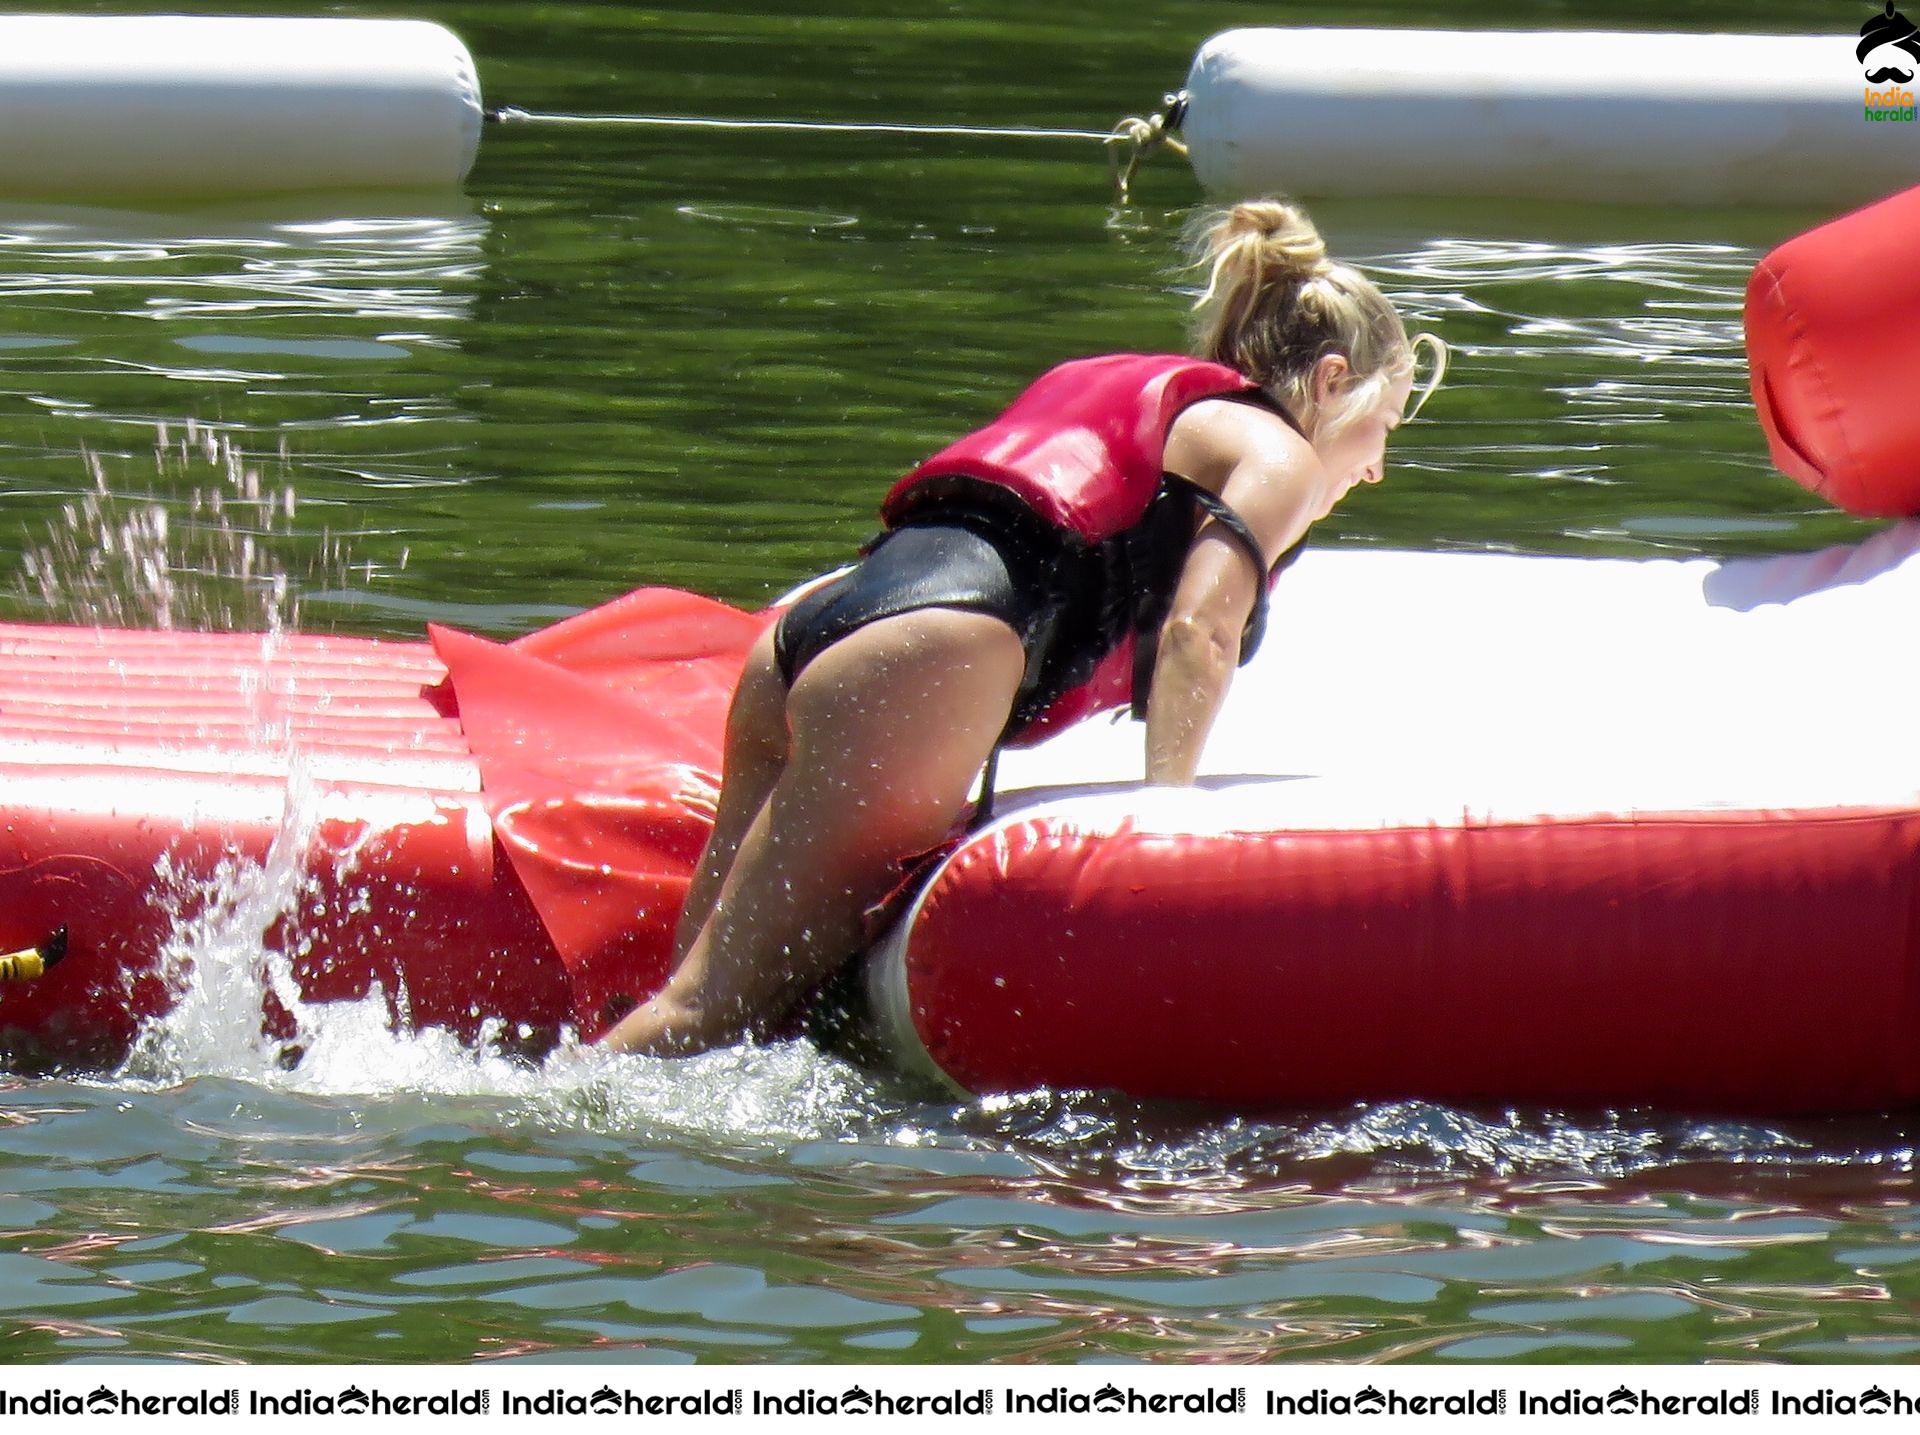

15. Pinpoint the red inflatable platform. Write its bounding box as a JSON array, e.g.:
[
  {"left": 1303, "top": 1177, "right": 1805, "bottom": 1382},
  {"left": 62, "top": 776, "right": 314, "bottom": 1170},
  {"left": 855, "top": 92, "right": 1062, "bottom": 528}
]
[{"left": 0, "top": 591, "right": 767, "bottom": 1068}]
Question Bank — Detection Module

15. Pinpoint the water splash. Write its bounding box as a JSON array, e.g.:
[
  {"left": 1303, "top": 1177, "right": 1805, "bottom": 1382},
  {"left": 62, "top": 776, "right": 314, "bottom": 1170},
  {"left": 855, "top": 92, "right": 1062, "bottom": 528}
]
[
  {"left": 101, "top": 744, "right": 895, "bottom": 1143},
  {"left": 13, "top": 419, "right": 369, "bottom": 632},
  {"left": 111, "top": 761, "right": 889, "bottom": 1146},
  {"left": 124, "top": 888, "right": 896, "bottom": 1146},
  {"left": 123, "top": 761, "right": 346, "bottom": 1084}
]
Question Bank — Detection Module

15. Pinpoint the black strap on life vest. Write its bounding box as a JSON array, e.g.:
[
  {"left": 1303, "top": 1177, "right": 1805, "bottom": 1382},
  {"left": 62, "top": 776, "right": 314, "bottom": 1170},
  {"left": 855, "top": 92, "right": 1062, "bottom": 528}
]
[
  {"left": 1129, "top": 475, "right": 1275, "bottom": 721},
  {"left": 1179, "top": 476, "right": 1272, "bottom": 656}
]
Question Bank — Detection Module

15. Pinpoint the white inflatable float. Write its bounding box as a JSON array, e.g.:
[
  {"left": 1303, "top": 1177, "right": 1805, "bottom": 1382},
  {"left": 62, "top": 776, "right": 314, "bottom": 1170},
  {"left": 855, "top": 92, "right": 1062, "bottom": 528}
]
[
  {"left": 1181, "top": 28, "right": 1919, "bottom": 206},
  {"left": 0, "top": 16, "right": 482, "bottom": 199}
]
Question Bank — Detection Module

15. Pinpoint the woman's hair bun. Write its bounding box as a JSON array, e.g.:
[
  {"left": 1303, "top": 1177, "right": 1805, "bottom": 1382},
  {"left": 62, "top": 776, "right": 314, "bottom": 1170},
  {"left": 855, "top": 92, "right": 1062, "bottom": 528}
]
[{"left": 1222, "top": 198, "right": 1329, "bottom": 282}]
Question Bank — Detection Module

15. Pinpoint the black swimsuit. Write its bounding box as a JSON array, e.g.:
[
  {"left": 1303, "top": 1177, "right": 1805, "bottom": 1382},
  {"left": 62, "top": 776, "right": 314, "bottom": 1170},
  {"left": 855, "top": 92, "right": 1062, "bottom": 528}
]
[
  {"left": 773, "top": 499, "right": 1059, "bottom": 697},
  {"left": 773, "top": 392, "right": 1310, "bottom": 726}
]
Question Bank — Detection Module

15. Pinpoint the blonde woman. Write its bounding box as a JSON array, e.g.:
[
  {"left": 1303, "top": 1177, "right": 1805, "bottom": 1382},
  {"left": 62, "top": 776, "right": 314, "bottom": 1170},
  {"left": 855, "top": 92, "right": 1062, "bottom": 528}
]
[{"left": 604, "top": 197, "right": 1444, "bottom": 1056}]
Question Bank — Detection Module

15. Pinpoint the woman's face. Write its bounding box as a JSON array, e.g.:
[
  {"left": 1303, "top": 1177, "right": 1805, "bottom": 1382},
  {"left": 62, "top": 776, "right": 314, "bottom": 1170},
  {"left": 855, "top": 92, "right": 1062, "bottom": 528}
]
[{"left": 1307, "top": 357, "right": 1413, "bottom": 518}]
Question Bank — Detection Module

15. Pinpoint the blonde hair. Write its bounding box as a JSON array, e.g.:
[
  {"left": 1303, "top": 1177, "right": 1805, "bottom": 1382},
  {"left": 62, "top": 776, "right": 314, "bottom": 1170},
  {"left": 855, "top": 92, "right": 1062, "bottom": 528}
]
[{"left": 1185, "top": 198, "right": 1445, "bottom": 436}]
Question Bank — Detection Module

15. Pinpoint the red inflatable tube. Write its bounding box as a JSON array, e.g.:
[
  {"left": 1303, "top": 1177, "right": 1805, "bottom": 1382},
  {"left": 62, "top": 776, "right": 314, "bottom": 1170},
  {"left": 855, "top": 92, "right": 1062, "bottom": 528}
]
[
  {"left": 874, "top": 805, "right": 1920, "bottom": 1113},
  {"left": 1747, "top": 182, "right": 1920, "bottom": 517}
]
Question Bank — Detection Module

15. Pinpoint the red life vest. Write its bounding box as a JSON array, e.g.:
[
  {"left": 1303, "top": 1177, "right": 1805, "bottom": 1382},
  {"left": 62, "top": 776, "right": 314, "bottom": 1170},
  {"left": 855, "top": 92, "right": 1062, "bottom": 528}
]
[
  {"left": 880, "top": 353, "right": 1296, "bottom": 748},
  {"left": 881, "top": 353, "right": 1263, "bottom": 541}
]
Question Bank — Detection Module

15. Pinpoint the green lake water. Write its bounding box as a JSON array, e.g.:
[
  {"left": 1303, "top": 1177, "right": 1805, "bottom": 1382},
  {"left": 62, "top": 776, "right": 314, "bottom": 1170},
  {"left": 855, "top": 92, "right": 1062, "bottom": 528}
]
[{"left": 0, "top": 0, "right": 1917, "bottom": 1365}]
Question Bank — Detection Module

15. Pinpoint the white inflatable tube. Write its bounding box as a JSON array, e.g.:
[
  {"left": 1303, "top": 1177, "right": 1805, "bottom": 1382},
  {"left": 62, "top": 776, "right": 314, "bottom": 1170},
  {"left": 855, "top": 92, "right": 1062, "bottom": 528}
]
[
  {"left": 1183, "top": 28, "right": 1913, "bottom": 207},
  {"left": 0, "top": 17, "right": 482, "bottom": 199}
]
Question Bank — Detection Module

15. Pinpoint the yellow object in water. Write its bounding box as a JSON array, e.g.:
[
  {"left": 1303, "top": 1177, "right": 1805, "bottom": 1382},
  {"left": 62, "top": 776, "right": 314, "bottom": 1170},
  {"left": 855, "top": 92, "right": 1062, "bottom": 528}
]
[
  {"left": 0, "top": 949, "right": 46, "bottom": 983},
  {"left": 0, "top": 927, "right": 65, "bottom": 983}
]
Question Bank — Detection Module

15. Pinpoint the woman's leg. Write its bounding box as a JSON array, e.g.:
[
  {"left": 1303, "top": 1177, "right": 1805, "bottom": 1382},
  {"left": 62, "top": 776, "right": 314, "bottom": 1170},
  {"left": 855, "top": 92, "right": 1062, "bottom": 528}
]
[
  {"left": 603, "top": 608, "right": 1023, "bottom": 1055},
  {"left": 670, "top": 625, "right": 791, "bottom": 962}
]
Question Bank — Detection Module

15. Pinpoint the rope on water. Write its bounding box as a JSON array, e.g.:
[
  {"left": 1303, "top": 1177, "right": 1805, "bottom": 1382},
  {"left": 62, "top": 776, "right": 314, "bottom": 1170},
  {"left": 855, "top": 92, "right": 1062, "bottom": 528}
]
[
  {"left": 485, "top": 106, "right": 1112, "bottom": 143},
  {"left": 487, "top": 95, "right": 1192, "bottom": 204}
]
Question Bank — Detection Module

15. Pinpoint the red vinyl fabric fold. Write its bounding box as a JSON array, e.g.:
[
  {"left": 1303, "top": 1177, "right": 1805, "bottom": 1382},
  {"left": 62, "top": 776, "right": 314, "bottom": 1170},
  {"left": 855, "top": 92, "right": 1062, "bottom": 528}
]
[{"left": 429, "top": 589, "right": 771, "bottom": 1037}]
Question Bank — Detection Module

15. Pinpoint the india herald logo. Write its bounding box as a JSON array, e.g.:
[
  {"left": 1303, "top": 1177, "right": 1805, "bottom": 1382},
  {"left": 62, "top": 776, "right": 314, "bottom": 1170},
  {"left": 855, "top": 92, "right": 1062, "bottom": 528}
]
[
  {"left": 1861, "top": 3, "right": 1920, "bottom": 119},
  {"left": 1860, "top": 2, "right": 1920, "bottom": 82}
]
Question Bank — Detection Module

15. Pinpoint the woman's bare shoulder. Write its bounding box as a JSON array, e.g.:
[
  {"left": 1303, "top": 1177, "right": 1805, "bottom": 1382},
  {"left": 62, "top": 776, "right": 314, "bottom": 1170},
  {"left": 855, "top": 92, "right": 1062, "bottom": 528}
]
[{"left": 1166, "top": 396, "right": 1317, "bottom": 496}]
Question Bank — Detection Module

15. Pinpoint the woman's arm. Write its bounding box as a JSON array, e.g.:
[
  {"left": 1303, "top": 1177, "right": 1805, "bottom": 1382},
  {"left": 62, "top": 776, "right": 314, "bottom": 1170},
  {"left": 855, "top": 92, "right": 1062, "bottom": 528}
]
[
  {"left": 1144, "top": 448, "right": 1319, "bottom": 784},
  {"left": 1144, "top": 531, "right": 1254, "bottom": 784}
]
